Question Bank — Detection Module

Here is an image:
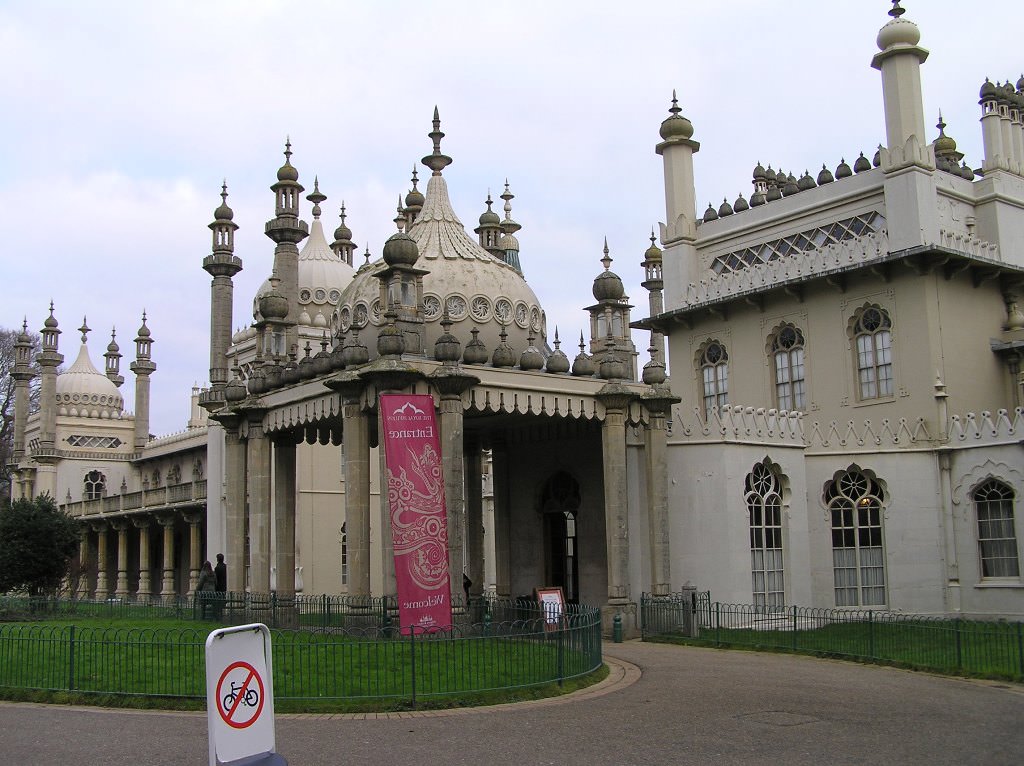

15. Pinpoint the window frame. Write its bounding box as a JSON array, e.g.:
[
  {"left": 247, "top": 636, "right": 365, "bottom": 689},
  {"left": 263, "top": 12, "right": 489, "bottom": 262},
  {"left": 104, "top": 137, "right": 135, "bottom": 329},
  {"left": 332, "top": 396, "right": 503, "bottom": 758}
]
[
  {"left": 849, "top": 305, "right": 894, "bottom": 402},
  {"left": 825, "top": 468, "right": 888, "bottom": 607},
  {"left": 746, "top": 460, "right": 786, "bottom": 608},
  {"left": 768, "top": 323, "right": 806, "bottom": 412},
  {"left": 973, "top": 479, "right": 1020, "bottom": 580},
  {"left": 697, "top": 339, "right": 729, "bottom": 420}
]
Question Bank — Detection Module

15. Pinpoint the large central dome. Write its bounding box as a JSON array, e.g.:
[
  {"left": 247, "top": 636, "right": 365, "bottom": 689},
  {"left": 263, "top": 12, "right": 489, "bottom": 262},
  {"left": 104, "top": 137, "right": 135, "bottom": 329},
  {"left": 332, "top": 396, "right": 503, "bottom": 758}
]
[{"left": 334, "top": 115, "right": 546, "bottom": 360}]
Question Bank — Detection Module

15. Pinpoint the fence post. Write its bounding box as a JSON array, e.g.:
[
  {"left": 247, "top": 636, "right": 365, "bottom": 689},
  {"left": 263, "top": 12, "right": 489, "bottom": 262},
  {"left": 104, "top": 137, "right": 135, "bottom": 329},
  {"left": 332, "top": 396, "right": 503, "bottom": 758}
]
[
  {"left": 322, "top": 593, "right": 329, "bottom": 631},
  {"left": 715, "top": 602, "right": 721, "bottom": 646},
  {"left": 868, "top": 611, "right": 875, "bottom": 658},
  {"left": 1017, "top": 622, "right": 1023, "bottom": 678},
  {"left": 409, "top": 628, "right": 417, "bottom": 709},
  {"left": 792, "top": 605, "right": 798, "bottom": 651},
  {"left": 557, "top": 624, "right": 565, "bottom": 687},
  {"left": 67, "top": 625, "right": 76, "bottom": 692},
  {"left": 955, "top": 618, "right": 963, "bottom": 670}
]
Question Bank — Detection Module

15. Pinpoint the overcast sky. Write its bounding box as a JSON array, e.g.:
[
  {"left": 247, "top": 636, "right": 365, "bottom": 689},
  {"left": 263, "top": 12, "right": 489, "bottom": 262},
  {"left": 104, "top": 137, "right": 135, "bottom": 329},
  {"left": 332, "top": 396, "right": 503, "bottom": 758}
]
[{"left": 1, "top": 1, "right": 1019, "bottom": 436}]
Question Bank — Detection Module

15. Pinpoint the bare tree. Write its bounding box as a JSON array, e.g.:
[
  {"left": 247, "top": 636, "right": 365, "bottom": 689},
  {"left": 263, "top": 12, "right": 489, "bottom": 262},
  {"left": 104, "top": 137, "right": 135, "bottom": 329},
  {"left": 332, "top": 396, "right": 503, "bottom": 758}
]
[{"left": 0, "top": 327, "right": 42, "bottom": 501}]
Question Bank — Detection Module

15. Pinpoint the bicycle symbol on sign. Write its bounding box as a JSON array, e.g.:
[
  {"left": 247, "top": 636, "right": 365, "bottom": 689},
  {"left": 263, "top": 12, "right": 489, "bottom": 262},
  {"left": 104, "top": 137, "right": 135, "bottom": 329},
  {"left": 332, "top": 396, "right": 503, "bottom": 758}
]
[{"left": 223, "top": 680, "right": 260, "bottom": 709}]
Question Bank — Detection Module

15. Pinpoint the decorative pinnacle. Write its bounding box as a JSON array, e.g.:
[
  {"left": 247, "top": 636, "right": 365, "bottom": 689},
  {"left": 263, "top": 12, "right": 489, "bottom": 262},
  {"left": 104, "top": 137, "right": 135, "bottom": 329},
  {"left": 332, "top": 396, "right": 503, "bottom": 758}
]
[
  {"left": 422, "top": 106, "right": 453, "bottom": 175},
  {"left": 553, "top": 327, "right": 561, "bottom": 349},
  {"left": 307, "top": 176, "right": 326, "bottom": 218},
  {"left": 363, "top": 245, "right": 371, "bottom": 266},
  {"left": 284, "top": 137, "right": 293, "bottom": 165},
  {"left": 601, "top": 238, "right": 612, "bottom": 271},
  {"left": 410, "top": 166, "right": 420, "bottom": 190},
  {"left": 650, "top": 229, "right": 657, "bottom": 248},
  {"left": 79, "top": 317, "right": 90, "bottom": 344},
  {"left": 936, "top": 111, "right": 946, "bottom": 135},
  {"left": 889, "top": 1, "right": 905, "bottom": 18},
  {"left": 440, "top": 307, "right": 453, "bottom": 334},
  {"left": 669, "top": 89, "right": 681, "bottom": 116},
  {"left": 221, "top": 180, "right": 228, "bottom": 204},
  {"left": 339, "top": 202, "right": 347, "bottom": 225},
  {"left": 579, "top": 331, "right": 586, "bottom": 353}
]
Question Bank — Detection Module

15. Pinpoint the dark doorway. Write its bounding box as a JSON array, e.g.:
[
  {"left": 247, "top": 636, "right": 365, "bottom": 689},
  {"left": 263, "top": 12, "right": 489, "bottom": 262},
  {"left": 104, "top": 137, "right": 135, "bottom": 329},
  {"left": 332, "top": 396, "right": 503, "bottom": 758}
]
[{"left": 541, "top": 472, "right": 581, "bottom": 604}]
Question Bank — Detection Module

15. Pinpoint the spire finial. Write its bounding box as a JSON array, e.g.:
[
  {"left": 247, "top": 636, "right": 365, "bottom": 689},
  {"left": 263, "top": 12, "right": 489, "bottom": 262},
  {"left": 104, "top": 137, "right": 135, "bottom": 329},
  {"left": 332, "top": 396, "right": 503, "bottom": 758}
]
[
  {"left": 410, "top": 166, "right": 420, "bottom": 190},
  {"left": 669, "top": 89, "right": 681, "bottom": 116},
  {"left": 79, "top": 316, "right": 90, "bottom": 344},
  {"left": 601, "top": 237, "right": 612, "bottom": 271},
  {"left": 650, "top": 229, "right": 657, "bottom": 248},
  {"left": 936, "top": 110, "right": 946, "bottom": 135},
  {"left": 553, "top": 326, "right": 561, "bottom": 349},
  {"left": 889, "top": 1, "right": 905, "bottom": 18},
  {"left": 422, "top": 106, "right": 453, "bottom": 175},
  {"left": 579, "top": 332, "right": 586, "bottom": 354},
  {"left": 363, "top": 245, "right": 371, "bottom": 266},
  {"left": 284, "top": 136, "right": 293, "bottom": 165},
  {"left": 307, "top": 176, "right": 326, "bottom": 218},
  {"left": 394, "top": 194, "right": 406, "bottom": 232},
  {"left": 339, "top": 202, "right": 347, "bottom": 225},
  {"left": 221, "top": 180, "right": 228, "bottom": 203}
]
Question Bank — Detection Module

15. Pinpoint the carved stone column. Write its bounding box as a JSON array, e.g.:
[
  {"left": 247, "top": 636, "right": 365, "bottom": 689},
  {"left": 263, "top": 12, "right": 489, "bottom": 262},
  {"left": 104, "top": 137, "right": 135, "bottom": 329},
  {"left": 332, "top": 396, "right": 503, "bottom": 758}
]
[
  {"left": 76, "top": 527, "right": 90, "bottom": 599},
  {"left": 157, "top": 514, "right": 177, "bottom": 598},
  {"left": 596, "top": 384, "right": 638, "bottom": 603},
  {"left": 132, "top": 516, "right": 152, "bottom": 600},
  {"left": 245, "top": 409, "right": 271, "bottom": 593},
  {"left": 273, "top": 435, "right": 297, "bottom": 596},
  {"left": 91, "top": 522, "right": 110, "bottom": 599},
  {"left": 221, "top": 414, "right": 246, "bottom": 593},
  {"left": 111, "top": 520, "right": 131, "bottom": 598},
  {"left": 184, "top": 511, "right": 203, "bottom": 595},
  {"left": 641, "top": 385, "right": 680, "bottom": 596}
]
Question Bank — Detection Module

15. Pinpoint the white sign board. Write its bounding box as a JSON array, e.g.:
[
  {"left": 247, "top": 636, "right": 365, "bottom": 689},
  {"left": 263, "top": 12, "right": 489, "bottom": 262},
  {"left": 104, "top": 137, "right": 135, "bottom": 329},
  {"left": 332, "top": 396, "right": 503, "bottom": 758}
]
[{"left": 206, "top": 623, "right": 277, "bottom": 766}]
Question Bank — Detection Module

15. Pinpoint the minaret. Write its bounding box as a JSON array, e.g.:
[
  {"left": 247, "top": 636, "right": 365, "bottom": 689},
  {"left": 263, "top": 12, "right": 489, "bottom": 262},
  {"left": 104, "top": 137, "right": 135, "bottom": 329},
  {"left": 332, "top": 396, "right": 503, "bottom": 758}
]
[
  {"left": 586, "top": 240, "right": 637, "bottom": 380},
  {"left": 330, "top": 202, "right": 356, "bottom": 266},
  {"left": 655, "top": 91, "right": 700, "bottom": 307},
  {"left": 10, "top": 320, "right": 35, "bottom": 495},
  {"left": 498, "top": 181, "right": 523, "bottom": 274},
  {"left": 997, "top": 82, "right": 1019, "bottom": 174},
  {"left": 34, "top": 304, "right": 63, "bottom": 498},
  {"left": 641, "top": 231, "right": 667, "bottom": 365},
  {"left": 474, "top": 192, "right": 503, "bottom": 258},
  {"left": 104, "top": 328, "right": 124, "bottom": 387},
  {"left": 130, "top": 312, "right": 156, "bottom": 450},
  {"left": 265, "top": 139, "right": 308, "bottom": 357},
  {"left": 871, "top": 2, "right": 929, "bottom": 158},
  {"left": 203, "top": 182, "right": 242, "bottom": 398},
  {"left": 404, "top": 166, "right": 424, "bottom": 224}
]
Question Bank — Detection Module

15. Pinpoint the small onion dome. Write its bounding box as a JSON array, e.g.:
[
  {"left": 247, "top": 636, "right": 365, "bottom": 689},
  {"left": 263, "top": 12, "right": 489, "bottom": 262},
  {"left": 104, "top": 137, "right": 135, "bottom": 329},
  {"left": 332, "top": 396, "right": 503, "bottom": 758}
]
[
  {"left": 491, "top": 326, "right": 516, "bottom": 368},
  {"left": 313, "top": 336, "right": 333, "bottom": 375},
  {"left": 781, "top": 174, "right": 800, "bottom": 196},
  {"left": 959, "top": 162, "right": 975, "bottom": 181},
  {"left": 135, "top": 314, "right": 152, "bottom": 338},
  {"left": 405, "top": 187, "right": 425, "bottom": 210},
  {"left": 377, "top": 319, "right": 406, "bottom": 357},
  {"left": 835, "top": 158, "right": 853, "bottom": 178},
  {"left": 282, "top": 356, "right": 301, "bottom": 385},
  {"left": 247, "top": 367, "right": 267, "bottom": 396},
  {"left": 478, "top": 196, "right": 501, "bottom": 225},
  {"left": 702, "top": 202, "right": 718, "bottom": 222},
  {"left": 876, "top": 3, "right": 920, "bottom": 51},
  {"left": 752, "top": 162, "right": 766, "bottom": 182},
  {"left": 797, "top": 171, "right": 816, "bottom": 191},
  {"left": 519, "top": 335, "right": 544, "bottom": 371},
  {"left": 765, "top": 185, "right": 783, "bottom": 202},
  {"left": 434, "top": 314, "right": 461, "bottom": 363},
  {"left": 264, "top": 361, "right": 283, "bottom": 389},
  {"left": 463, "top": 327, "right": 489, "bottom": 365},
  {"left": 341, "top": 331, "right": 369, "bottom": 367},
  {"left": 592, "top": 242, "right": 625, "bottom": 300},
  {"left": 599, "top": 342, "right": 626, "bottom": 381},
  {"left": 545, "top": 330, "right": 570, "bottom": 374},
  {"left": 750, "top": 191, "right": 767, "bottom": 207},
  {"left": 644, "top": 234, "right": 662, "bottom": 263},
  {"left": 872, "top": 149, "right": 881, "bottom": 167},
  {"left": 659, "top": 91, "right": 694, "bottom": 141},
  {"left": 381, "top": 231, "right": 419, "bottom": 266},
  {"left": 498, "top": 233, "right": 520, "bottom": 252},
  {"left": 733, "top": 193, "right": 749, "bottom": 213},
  {"left": 979, "top": 78, "right": 999, "bottom": 102},
  {"left": 259, "top": 279, "right": 289, "bottom": 320},
  {"left": 214, "top": 184, "right": 234, "bottom": 221},
  {"left": 277, "top": 140, "right": 299, "bottom": 182},
  {"left": 853, "top": 152, "right": 871, "bottom": 173},
  {"left": 1017, "top": 74, "right": 1024, "bottom": 92},
  {"left": 999, "top": 81, "right": 1015, "bottom": 104},
  {"left": 764, "top": 166, "right": 777, "bottom": 184},
  {"left": 571, "top": 334, "right": 595, "bottom": 377},
  {"left": 106, "top": 332, "right": 120, "bottom": 355},
  {"left": 642, "top": 357, "right": 667, "bottom": 386},
  {"left": 817, "top": 164, "right": 835, "bottom": 185},
  {"left": 718, "top": 198, "right": 734, "bottom": 217},
  {"left": 334, "top": 208, "right": 353, "bottom": 243},
  {"left": 298, "top": 343, "right": 317, "bottom": 380},
  {"left": 224, "top": 373, "right": 247, "bottom": 403}
]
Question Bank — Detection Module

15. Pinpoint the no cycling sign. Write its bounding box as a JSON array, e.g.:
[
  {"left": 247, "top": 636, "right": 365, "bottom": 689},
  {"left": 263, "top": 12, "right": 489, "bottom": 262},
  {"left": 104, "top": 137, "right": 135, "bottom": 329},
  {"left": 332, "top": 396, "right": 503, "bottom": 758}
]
[{"left": 205, "top": 623, "right": 286, "bottom": 765}]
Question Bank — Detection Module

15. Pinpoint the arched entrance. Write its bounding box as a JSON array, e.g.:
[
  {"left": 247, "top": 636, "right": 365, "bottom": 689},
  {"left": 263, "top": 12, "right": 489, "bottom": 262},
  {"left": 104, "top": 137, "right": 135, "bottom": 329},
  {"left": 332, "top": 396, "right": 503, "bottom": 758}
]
[{"left": 541, "top": 471, "right": 581, "bottom": 604}]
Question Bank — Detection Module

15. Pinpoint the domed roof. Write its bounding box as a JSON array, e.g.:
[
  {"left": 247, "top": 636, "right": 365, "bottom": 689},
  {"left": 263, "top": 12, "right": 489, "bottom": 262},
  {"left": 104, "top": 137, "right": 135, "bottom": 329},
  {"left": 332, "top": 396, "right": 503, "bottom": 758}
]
[
  {"left": 335, "top": 116, "right": 547, "bottom": 362},
  {"left": 56, "top": 341, "right": 124, "bottom": 419},
  {"left": 876, "top": 3, "right": 921, "bottom": 51},
  {"left": 254, "top": 209, "right": 356, "bottom": 328},
  {"left": 659, "top": 91, "right": 694, "bottom": 141}
]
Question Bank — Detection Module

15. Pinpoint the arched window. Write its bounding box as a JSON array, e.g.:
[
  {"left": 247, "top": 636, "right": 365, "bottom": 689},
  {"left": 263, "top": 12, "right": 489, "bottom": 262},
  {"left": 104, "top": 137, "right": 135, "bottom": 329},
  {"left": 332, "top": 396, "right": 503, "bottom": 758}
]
[
  {"left": 697, "top": 340, "right": 729, "bottom": 419},
  {"left": 850, "top": 306, "right": 893, "bottom": 400},
  {"left": 769, "top": 324, "right": 805, "bottom": 411},
  {"left": 825, "top": 468, "right": 886, "bottom": 606},
  {"left": 746, "top": 460, "right": 785, "bottom": 608},
  {"left": 973, "top": 480, "right": 1019, "bottom": 578},
  {"left": 84, "top": 470, "right": 105, "bottom": 500}
]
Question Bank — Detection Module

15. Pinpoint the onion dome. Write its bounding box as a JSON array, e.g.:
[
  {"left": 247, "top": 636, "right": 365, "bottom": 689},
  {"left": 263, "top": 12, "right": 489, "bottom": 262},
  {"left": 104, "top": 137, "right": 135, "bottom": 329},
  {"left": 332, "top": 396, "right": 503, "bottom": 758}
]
[
  {"left": 491, "top": 325, "right": 516, "bottom": 368},
  {"left": 519, "top": 334, "right": 544, "bottom": 371},
  {"left": 642, "top": 345, "right": 667, "bottom": 386},
  {"left": 702, "top": 202, "right": 718, "bottom": 223},
  {"left": 297, "top": 342, "right": 316, "bottom": 380},
  {"left": 224, "top": 366, "right": 247, "bottom": 403},
  {"left": 643, "top": 232, "right": 662, "bottom": 264},
  {"left": 598, "top": 337, "right": 626, "bottom": 381},
  {"left": 817, "top": 164, "right": 834, "bottom": 185},
  {"left": 835, "top": 158, "right": 853, "bottom": 178},
  {"left": 332, "top": 203, "right": 355, "bottom": 254},
  {"left": 934, "top": 115, "right": 957, "bottom": 157},
  {"left": 214, "top": 181, "right": 234, "bottom": 221},
  {"left": 959, "top": 162, "right": 975, "bottom": 181},
  {"left": 277, "top": 138, "right": 299, "bottom": 182},
  {"left": 733, "top": 193, "right": 749, "bottom": 213},
  {"left": 659, "top": 90, "right": 694, "bottom": 141},
  {"left": 1017, "top": 74, "right": 1024, "bottom": 92},
  {"left": 377, "top": 311, "right": 406, "bottom": 357},
  {"left": 999, "top": 81, "right": 1015, "bottom": 104},
  {"left": 765, "top": 184, "right": 782, "bottom": 202},
  {"left": 876, "top": 1, "right": 921, "bottom": 51},
  {"left": 872, "top": 149, "right": 881, "bottom": 167},
  {"left": 571, "top": 333, "right": 595, "bottom": 377},
  {"left": 478, "top": 194, "right": 501, "bottom": 226},
  {"left": 979, "top": 78, "right": 998, "bottom": 102},
  {"left": 544, "top": 329, "right": 570, "bottom": 374},
  {"left": 750, "top": 191, "right": 766, "bottom": 207},
  {"left": 341, "top": 330, "right": 369, "bottom": 367},
  {"left": 781, "top": 173, "right": 799, "bottom": 196},
  {"left": 463, "top": 327, "right": 488, "bottom": 365},
  {"left": 797, "top": 170, "right": 816, "bottom": 191},
  {"left": 282, "top": 349, "right": 301, "bottom": 385},
  {"left": 718, "top": 198, "right": 734, "bottom": 217},
  {"left": 258, "top": 276, "right": 289, "bottom": 320},
  {"left": 764, "top": 166, "right": 778, "bottom": 185},
  {"left": 56, "top": 320, "right": 125, "bottom": 418},
  {"left": 246, "top": 366, "right": 267, "bottom": 396},
  {"left": 853, "top": 152, "right": 871, "bottom": 173},
  {"left": 434, "top": 312, "right": 462, "bottom": 363},
  {"left": 382, "top": 231, "right": 419, "bottom": 266},
  {"left": 752, "top": 162, "right": 766, "bottom": 182},
  {"left": 592, "top": 240, "right": 625, "bottom": 300},
  {"left": 405, "top": 167, "right": 425, "bottom": 212},
  {"left": 313, "top": 334, "right": 333, "bottom": 375}
]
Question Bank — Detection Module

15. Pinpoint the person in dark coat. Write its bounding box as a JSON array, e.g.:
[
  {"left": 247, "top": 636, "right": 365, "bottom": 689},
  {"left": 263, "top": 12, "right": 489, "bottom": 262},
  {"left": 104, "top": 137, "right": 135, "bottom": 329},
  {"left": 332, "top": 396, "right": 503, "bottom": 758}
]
[
  {"left": 214, "top": 553, "right": 227, "bottom": 618},
  {"left": 196, "top": 561, "right": 216, "bottom": 619}
]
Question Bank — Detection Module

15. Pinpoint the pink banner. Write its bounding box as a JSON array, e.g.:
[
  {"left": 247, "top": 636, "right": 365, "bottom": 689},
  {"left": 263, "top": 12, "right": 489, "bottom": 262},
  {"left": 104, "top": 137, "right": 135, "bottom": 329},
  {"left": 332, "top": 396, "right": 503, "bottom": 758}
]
[{"left": 380, "top": 393, "right": 452, "bottom": 633}]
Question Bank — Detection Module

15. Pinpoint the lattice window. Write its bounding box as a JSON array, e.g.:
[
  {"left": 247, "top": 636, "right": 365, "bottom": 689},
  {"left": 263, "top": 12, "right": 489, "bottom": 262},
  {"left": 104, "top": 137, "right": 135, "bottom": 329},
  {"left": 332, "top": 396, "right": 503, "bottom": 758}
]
[
  {"left": 712, "top": 212, "right": 886, "bottom": 274},
  {"left": 826, "top": 469, "right": 887, "bottom": 607},
  {"left": 851, "top": 306, "right": 893, "bottom": 401},
  {"left": 973, "top": 480, "right": 1020, "bottom": 578},
  {"left": 746, "top": 460, "right": 785, "bottom": 608},
  {"left": 697, "top": 340, "right": 729, "bottom": 420},
  {"left": 67, "top": 435, "right": 123, "bottom": 449},
  {"left": 84, "top": 470, "right": 105, "bottom": 500},
  {"left": 767, "top": 324, "right": 805, "bottom": 411}
]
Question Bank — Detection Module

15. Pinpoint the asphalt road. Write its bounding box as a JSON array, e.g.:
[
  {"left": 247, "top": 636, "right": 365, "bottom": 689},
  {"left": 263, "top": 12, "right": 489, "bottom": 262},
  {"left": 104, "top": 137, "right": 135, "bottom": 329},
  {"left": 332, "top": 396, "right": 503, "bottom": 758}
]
[{"left": 1, "top": 641, "right": 1021, "bottom": 765}]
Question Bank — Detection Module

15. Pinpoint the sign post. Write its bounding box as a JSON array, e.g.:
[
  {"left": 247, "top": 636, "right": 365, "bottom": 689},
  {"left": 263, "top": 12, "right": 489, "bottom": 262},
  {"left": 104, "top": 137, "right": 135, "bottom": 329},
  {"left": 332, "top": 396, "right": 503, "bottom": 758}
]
[{"left": 206, "top": 623, "right": 286, "bottom": 766}]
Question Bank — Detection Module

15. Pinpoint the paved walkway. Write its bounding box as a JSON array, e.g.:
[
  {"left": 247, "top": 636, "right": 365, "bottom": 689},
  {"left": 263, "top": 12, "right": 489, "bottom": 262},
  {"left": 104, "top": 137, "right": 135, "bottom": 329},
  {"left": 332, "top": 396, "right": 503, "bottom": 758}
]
[{"left": 1, "top": 641, "right": 1022, "bottom": 765}]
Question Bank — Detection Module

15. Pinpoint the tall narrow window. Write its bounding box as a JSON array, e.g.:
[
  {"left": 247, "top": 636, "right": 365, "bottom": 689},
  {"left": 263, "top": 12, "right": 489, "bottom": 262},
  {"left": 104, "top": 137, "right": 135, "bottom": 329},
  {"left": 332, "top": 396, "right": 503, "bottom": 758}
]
[
  {"left": 826, "top": 468, "right": 886, "bottom": 606},
  {"left": 746, "top": 460, "right": 785, "bottom": 608},
  {"left": 851, "top": 306, "right": 893, "bottom": 400},
  {"left": 698, "top": 340, "right": 729, "bottom": 419},
  {"left": 770, "top": 324, "right": 806, "bottom": 411},
  {"left": 974, "top": 480, "right": 1019, "bottom": 578},
  {"left": 84, "top": 470, "right": 105, "bottom": 500}
]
